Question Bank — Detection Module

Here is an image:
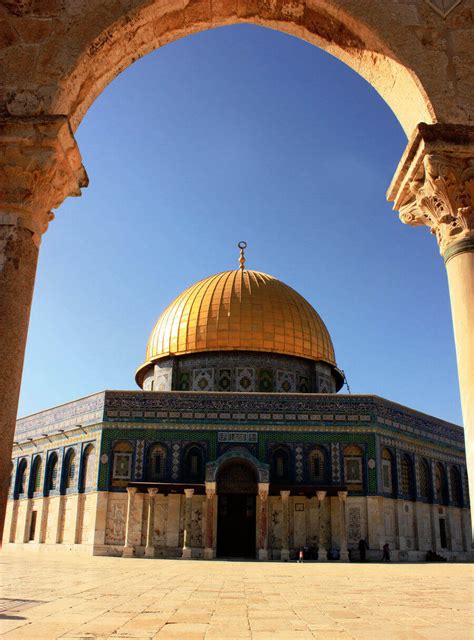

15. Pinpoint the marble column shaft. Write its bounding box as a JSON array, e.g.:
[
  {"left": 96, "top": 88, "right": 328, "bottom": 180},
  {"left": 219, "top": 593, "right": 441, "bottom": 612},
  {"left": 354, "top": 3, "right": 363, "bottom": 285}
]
[
  {"left": 204, "top": 483, "right": 216, "bottom": 559},
  {"left": 316, "top": 490, "right": 327, "bottom": 561},
  {"left": 122, "top": 487, "right": 137, "bottom": 556},
  {"left": 338, "top": 491, "right": 349, "bottom": 561},
  {"left": 145, "top": 488, "right": 158, "bottom": 557},
  {"left": 182, "top": 488, "right": 194, "bottom": 558},
  {"left": 280, "top": 490, "right": 290, "bottom": 561},
  {"left": 0, "top": 116, "right": 87, "bottom": 543}
]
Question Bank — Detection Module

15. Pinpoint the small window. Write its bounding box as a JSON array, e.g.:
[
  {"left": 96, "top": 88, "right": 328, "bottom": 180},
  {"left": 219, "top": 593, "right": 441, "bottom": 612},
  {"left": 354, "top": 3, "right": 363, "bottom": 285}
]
[
  {"left": 146, "top": 444, "right": 167, "bottom": 481},
  {"left": 435, "top": 463, "right": 448, "bottom": 504},
  {"left": 64, "top": 449, "right": 77, "bottom": 490},
  {"left": 31, "top": 456, "right": 43, "bottom": 494},
  {"left": 17, "top": 459, "right": 28, "bottom": 496},
  {"left": 184, "top": 446, "right": 203, "bottom": 481},
  {"left": 308, "top": 447, "right": 325, "bottom": 482},
  {"left": 46, "top": 453, "right": 59, "bottom": 492},
  {"left": 272, "top": 447, "right": 290, "bottom": 482},
  {"left": 81, "top": 444, "right": 96, "bottom": 490},
  {"left": 112, "top": 441, "right": 134, "bottom": 481},
  {"left": 450, "top": 466, "right": 463, "bottom": 506},
  {"left": 343, "top": 445, "right": 363, "bottom": 485}
]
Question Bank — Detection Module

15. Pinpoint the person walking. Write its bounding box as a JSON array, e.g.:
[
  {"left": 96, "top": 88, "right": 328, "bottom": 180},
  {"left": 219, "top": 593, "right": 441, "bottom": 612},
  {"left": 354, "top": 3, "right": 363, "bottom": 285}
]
[{"left": 382, "top": 542, "right": 391, "bottom": 562}]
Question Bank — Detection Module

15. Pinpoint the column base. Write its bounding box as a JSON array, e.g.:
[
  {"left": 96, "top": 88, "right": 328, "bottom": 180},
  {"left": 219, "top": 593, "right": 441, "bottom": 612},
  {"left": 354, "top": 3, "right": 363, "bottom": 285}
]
[
  {"left": 144, "top": 546, "right": 155, "bottom": 558},
  {"left": 182, "top": 547, "right": 192, "bottom": 559},
  {"left": 122, "top": 545, "right": 135, "bottom": 558},
  {"left": 258, "top": 549, "right": 268, "bottom": 561},
  {"left": 339, "top": 549, "right": 349, "bottom": 562},
  {"left": 318, "top": 547, "right": 328, "bottom": 561},
  {"left": 281, "top": 549, "right": 290, "bottom": 562},
  {"left": 203, "top": 547, "right": 215, "bottom": 559}
]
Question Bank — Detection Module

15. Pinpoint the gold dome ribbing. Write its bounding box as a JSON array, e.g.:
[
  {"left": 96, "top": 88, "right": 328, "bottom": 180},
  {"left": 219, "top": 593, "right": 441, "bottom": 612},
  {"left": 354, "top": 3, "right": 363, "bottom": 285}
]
[{"left": 136, "top": 269, "right": 336, "bottom": 382}]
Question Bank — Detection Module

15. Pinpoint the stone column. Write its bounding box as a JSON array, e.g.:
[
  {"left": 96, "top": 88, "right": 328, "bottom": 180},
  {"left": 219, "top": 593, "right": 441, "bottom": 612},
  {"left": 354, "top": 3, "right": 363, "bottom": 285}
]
[
  {"left": 316, "top": 491, "right": 327, "bottom": 561},
  {"left": 122, "top": 487, "right": 138, "bottom": 557},
  {"left": 0, "top": 116, "right": 87, "bottom": 543},
  {"left": 182, "top": 488, "right": 194, "bottom": 559},
  {"left": 389, "top": 123, "right": 474, "bottom": 540},
  {"left": 338, "top": 491, "right": 349, "bottom": 561},
  {"left": 203, "top": 482, "right": 216, "bottom": 559},
  {"left": 280, "top": 490, "right": 290, "bottom": 561},
  {"left": 145, "top": 488, "right": 158, "bottom": 558},
  {"left": 257, "top": 483, "right": 270, "bottom": 560}
]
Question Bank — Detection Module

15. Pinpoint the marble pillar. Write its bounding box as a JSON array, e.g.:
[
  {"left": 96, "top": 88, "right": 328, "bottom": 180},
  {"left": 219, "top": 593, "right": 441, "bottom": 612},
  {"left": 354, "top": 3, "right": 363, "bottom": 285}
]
[
  {"left": 0, "top": 116, "right": 87, "bottom": 543},
  {"left": 145, "top": 488, "right": 158, "bottom": 558},
  {"left": 338, "top": 491, "right": 349, "bottom": 561},
  {"left": 182, "top": 488, "right": 194, "bottom": 559},
  {"left": 257, "top": 483, "right": 270, "bottom": 561},
  {"left": 122, "top": 487, "right": 137, "bottom": 557},
  {"left": 316, "top": 490, "right": 327, "bottom": 561},
  {"left": 280, "top": 490, "right": 290, "bottom": 561},
  {"left": 389, "top": 124, "right": 474, "bottom": 540},
  {"left": 204, "top": 482, "right": 216, "bottom": 560}
]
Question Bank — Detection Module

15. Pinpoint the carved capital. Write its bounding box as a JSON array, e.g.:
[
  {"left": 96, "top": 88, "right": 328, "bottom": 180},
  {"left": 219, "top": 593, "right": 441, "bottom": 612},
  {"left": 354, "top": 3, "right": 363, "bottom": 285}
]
[
  {"left": 184, "top": 488, "right": 195, "bottom": 498},
  {"left": 126, "top": 486, "right": 138, "bottom": 496},
  {"left": 316, "top": 490, "right": 327, "bottom": 502},
  {"left": 147, "top": 487, "right": 158, "bottom": 496},
  {"left": 280, "top": 490, "right": 290, "bottom": 500},
  {"left": 388, "top": 124, "right": 474, "bottom": 260},
  {"left": 0, "top": 116, "right": 88, "bottom": 244},
  {"left": 338, "top": 490, "right": 348, "bottom": 502}
]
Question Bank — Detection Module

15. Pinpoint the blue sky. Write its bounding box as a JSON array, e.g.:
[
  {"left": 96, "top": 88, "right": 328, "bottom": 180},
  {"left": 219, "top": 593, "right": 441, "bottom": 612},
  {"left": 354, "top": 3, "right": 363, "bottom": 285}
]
[{"left": 18, "top": 24, "right": 461, "bottom": 425}]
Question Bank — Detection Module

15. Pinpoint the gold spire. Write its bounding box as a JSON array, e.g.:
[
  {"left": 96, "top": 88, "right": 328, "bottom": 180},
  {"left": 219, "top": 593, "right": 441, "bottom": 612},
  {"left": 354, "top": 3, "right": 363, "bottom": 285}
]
[{"left": 238, "top": 241, "right": 247, "bottom": 271}]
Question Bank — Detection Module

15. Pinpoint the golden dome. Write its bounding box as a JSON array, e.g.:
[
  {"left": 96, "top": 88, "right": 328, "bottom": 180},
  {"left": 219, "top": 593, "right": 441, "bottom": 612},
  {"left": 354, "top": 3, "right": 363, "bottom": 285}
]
[{"left": 136, "top": 269, "right": 337, "bottom": 385}]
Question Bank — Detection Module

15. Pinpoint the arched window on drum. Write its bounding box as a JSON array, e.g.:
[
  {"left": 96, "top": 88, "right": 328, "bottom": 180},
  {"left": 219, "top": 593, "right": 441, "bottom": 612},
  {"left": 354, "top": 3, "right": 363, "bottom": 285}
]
[
  {"left": 30, "top": 456, "right": 43, "bottom": 496},
  {"left": 308, "top": 447, "right": 326, "bottom": 483},
  {"left": 343, "top": 445, "right": 364, "bottom": 490},
  {"left": 271, "top": 447, "right": 291, "bottom": 483},
  {"left": 146, "top": 444, "right": 167, "bottom": 482},
  {"left": 381, "top": 448, "right": 395, "bottom": 496},
  {"left": 400, "top": 454, "right": 415, "bottom": 499},
  {"left": 418, "top": 458, "right": 431, "bottom": 501},
  {"left": 111, "top": 441, "right": 134, "bottom": 487},
  {"left": 80, "top": 444, "right": 96, "bottom": 492},
  {"left": 183, "top": 446, "right": 204, "bottom": 482},
  {"left": 449, "top": 466, "right": 463, "bottom": 506}
]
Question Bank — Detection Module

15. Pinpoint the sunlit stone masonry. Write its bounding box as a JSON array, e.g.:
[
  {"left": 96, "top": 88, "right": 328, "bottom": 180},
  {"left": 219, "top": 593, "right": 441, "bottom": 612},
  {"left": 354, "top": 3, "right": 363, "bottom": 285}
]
[{"left": 4, "top": 256, "right": 471, "bottom": 561}]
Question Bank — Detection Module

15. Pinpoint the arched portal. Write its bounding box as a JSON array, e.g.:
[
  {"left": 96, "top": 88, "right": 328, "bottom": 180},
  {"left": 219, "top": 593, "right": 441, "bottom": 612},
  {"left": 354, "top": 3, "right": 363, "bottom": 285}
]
[{"left": 216, "top": 459, "right": 258, "bottom": 558}]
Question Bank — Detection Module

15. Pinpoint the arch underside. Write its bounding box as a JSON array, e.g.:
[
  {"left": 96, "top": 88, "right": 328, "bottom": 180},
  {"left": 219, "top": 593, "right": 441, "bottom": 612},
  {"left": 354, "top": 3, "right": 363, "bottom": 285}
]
[{"left": 3, "top": 1, "right": 464, "bottom": 137}]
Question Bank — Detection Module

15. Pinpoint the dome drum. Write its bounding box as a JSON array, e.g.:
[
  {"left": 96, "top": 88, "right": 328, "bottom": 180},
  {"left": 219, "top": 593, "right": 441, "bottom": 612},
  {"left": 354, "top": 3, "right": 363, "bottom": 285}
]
[{"left": 140, "top": 351, "right": 343, "bottom": 393}]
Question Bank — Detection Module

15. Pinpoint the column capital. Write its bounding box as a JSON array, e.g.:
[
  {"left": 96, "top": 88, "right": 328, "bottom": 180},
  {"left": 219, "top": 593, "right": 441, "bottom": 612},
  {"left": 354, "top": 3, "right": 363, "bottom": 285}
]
[
  {"left": 388, "top": 123, "right": 474, "bottom": 259},
  {"left": 0, "top": 115, "right": 88, "bottom": 245},
  {"left": 280, "top": 490, "right": 290, "bottom": 500},
  {"left": 205, "top": 482, "right": 216, "bottom": 498},
  {"left": 258, "top": 482, "right": 270, "bottom": 500},
  {"left": 127, "top": 486, "right": 138, "bottom": 496},
  {"left": 147, "top": 487, "right": 158, "bottom": 496},
  {"left": 184, "top": 488, "right": 195, "bottom": 498},
  {"left": 338, "top": 490, "right": 348, "bottom": 502},
  {"left": 316, "top": 490, "right": 327, "bottom": 502}
]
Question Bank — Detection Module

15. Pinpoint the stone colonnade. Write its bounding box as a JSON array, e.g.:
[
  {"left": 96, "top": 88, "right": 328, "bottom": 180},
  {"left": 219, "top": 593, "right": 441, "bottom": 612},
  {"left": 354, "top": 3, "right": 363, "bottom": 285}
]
[
  {"left": 0, "top": 119, "right": 473, "bottom": 542},
  {"left": 119, "top": 486, "right": 351, "bottom": 561}
]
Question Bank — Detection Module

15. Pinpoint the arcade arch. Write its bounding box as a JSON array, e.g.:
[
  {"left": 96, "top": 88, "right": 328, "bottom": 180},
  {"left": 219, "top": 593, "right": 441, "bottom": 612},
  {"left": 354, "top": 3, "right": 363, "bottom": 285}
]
[{"left": 0, "top": 0, "right": 473, "bottom": 542}]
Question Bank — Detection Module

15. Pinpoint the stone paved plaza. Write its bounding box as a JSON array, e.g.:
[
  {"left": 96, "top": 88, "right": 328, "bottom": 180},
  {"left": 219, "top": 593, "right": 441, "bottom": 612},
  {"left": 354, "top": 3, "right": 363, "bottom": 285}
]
[{"left": 0, "top": 552, "right": 472, "bottom": 639}]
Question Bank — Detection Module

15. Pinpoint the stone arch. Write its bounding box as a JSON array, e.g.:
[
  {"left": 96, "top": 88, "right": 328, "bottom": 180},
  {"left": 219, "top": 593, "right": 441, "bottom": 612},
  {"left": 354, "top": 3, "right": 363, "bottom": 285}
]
[
  {"left": 3, "top": 1, "right": 463, "bottom": 136},
  {"left": 206, "top": 448, "right": 269, "bottom": 484}
]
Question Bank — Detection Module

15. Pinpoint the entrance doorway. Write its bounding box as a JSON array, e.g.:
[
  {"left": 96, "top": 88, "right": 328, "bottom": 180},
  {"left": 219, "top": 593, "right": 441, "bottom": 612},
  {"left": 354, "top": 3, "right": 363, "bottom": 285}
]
[{"left": 216, "top": 460, "right": 257, "bottom": 558}]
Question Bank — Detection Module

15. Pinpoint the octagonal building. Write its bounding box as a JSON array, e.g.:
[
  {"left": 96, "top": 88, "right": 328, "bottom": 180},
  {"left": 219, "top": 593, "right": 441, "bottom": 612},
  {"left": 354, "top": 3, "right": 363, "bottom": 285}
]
[{"left": 4, "top": 249, "right": 471, "bottom": 561}]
